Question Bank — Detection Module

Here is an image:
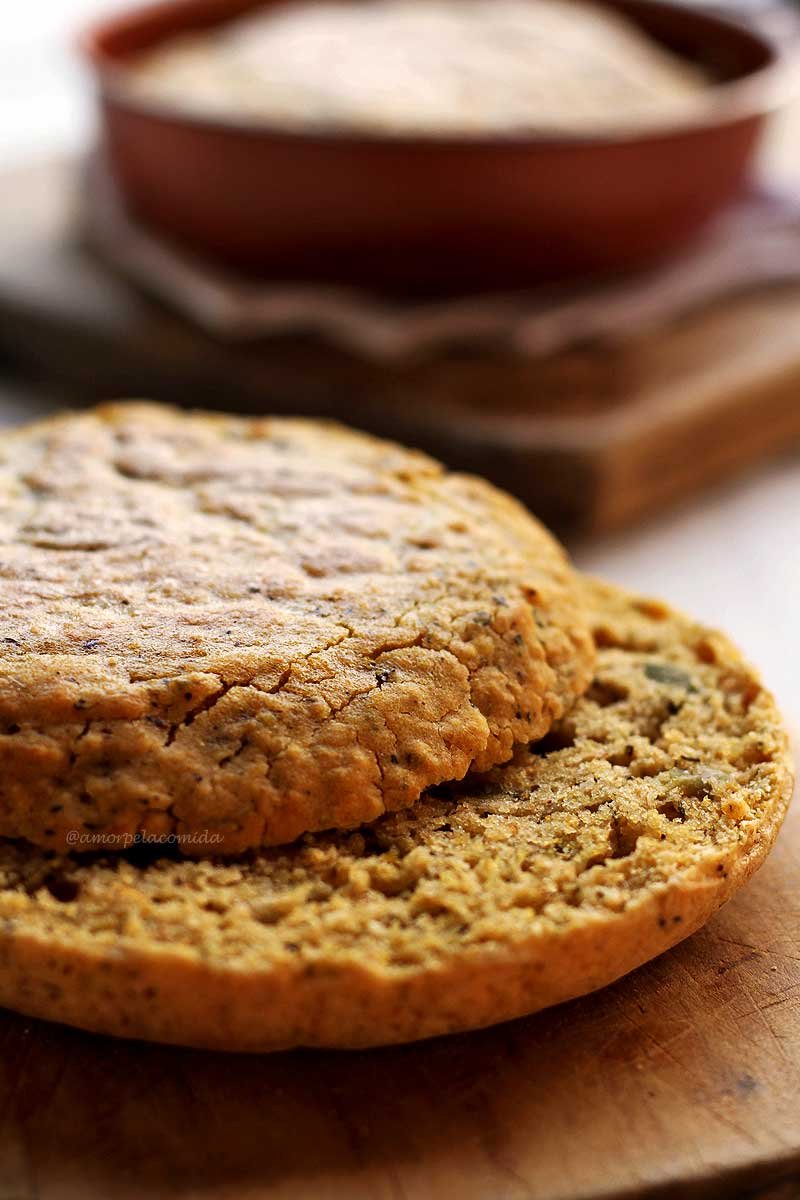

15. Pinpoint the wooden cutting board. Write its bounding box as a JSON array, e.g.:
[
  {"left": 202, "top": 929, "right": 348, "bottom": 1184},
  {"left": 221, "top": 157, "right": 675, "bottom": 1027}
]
[
  {"left": 4, "top": 160, "right": 800, "bottom": 536},
  {"left": 0, "top": 789, "right": 796, "bottom": 1200}
]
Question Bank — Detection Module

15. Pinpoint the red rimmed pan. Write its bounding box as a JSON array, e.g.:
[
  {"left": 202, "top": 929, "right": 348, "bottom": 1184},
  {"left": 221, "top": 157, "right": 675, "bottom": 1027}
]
[{"left": 81, "top": 0, "right": 792, "bottom": 291}]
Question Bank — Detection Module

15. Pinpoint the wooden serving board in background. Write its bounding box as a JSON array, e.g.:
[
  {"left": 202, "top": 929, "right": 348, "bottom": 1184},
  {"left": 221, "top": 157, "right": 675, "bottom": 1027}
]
[
  {"left": 0, "top": 794, "right": 795, "bottom": 1200},
  {"left": 3, "top": 161, "right": 800, "bottom": 536}
]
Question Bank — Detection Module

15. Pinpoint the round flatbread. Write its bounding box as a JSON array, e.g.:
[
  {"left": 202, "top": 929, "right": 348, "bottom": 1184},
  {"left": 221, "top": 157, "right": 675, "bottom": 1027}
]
[
  {"left": 0, "top": 402, "right": 593, "bottom": 854},
  {"left": 0, "top": 579, "right": 790, "bottom": 1050}
]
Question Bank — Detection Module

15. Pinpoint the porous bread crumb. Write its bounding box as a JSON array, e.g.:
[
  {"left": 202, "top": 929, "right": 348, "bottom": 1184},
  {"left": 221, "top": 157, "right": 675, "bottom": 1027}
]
[{"left": 0, "top": 578, "right": 790, "bottom": 1051}]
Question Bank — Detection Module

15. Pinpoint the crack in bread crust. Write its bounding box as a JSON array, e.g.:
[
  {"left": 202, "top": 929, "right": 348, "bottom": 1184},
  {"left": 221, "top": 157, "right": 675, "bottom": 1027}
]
[
  {"left": 0, "top": 578, "right": 790, "bottom": 1050},
  {"left": 0, "top": 402, "right": 593, "bottom": 853}
]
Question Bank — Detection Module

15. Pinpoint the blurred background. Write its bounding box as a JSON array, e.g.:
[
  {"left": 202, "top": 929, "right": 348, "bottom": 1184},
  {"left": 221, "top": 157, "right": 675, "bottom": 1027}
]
[
  {"left": 2, "top": 0, "right": 800, "bottom": 719},
  {"left": 2, "top": 2, "right": 130, "bottom": 167}
]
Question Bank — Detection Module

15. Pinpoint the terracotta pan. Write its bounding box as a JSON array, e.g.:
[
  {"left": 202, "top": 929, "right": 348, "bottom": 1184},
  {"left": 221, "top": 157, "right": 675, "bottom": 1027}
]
[{"left": 81, "top": 0, "right": 792, "bottom": 291}]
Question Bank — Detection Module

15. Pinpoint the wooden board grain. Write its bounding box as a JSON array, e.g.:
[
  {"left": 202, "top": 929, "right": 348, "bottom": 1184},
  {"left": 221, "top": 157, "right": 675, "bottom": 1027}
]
[
  {"left": 4, "top": 161, "right": 800, "bottom": 535},
  {"left": 0, "top": 791, "right": 796, "bottom": 1200}
]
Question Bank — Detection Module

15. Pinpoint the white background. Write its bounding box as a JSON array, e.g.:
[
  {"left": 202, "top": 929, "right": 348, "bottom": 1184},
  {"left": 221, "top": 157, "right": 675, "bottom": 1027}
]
[{"left": 0, "top": 1, "right": 132, "bottom": 166}]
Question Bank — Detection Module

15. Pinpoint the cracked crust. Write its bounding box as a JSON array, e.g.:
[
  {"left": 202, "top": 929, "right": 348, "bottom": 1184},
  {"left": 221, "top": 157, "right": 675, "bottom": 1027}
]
[
  {"left": 0, "top": 578, "right": 791, "bottom": 1050},
  {"left": 0, "top": 402, "right": 593, "bottom": 854}
]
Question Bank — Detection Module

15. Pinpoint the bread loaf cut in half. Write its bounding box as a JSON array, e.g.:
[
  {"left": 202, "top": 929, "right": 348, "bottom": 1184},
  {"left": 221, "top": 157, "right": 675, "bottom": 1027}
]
[
  {"left": 0, "top": 579, "right": 790, "bottom": 1051},
  {"left": 0, "top": 401, "right": 594, "bottom": 855}
]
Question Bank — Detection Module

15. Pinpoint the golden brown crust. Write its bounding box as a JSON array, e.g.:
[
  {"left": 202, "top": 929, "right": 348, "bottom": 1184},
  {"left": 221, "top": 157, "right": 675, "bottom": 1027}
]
[
  {"left": 0, "top": 578, "right": 791, "bottom": 1050},
  {"left": 0, "top": 402, "right": 593, "bottom": 854}
]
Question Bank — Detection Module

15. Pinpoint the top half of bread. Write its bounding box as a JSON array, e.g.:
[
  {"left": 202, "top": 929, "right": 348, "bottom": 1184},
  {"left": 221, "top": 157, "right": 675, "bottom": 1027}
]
[{"left": 0, "top": 402, "right": 593, "bottom": 853}]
